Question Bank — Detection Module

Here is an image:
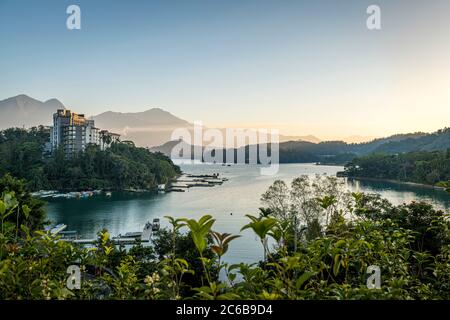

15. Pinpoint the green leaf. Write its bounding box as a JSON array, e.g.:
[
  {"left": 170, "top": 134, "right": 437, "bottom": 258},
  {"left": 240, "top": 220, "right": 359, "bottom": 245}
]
[
  {"left": 199, "top": 215, "right": 213, "bottom": 225},
  {"left": 217, "top": 293, "right": 241, "bottom": 300},
  {"left": 222, "top": 235, "right": 241, "bottom": 246},
  {"left": 241, "top": 216, "right": 278, "bottom": 240},
  {"left": 181, "top": 215, "right": 216, "bottom": 254},
  {"left": 101, "top": 231, "right": 110, "bottom": 244},
  {"left": 21, "top": 205, "right": 31, "bottom": 219},
  {"left": 174, "top": 258, "right": 189, "bottom": 268},
  {"left": 333, "top": 254, "right": 341, "bottom": 276},
  {"left": 296, "top": 272, "right": 315, "bottom": 290},
  {"left": 0, "top": 200, "right": 5, "bottom": 215}
]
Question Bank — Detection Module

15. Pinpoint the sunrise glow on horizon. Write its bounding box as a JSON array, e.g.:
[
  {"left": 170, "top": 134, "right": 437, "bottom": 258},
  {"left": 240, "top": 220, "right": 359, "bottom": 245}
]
[{"left": 1, "top": 0, "right": 449, "bottom": 139}]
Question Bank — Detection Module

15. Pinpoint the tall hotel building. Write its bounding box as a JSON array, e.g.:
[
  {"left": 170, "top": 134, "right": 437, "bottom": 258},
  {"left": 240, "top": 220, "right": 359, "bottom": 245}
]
[{"left": 51, "top": 109, "right": 120, "bottom": 156}]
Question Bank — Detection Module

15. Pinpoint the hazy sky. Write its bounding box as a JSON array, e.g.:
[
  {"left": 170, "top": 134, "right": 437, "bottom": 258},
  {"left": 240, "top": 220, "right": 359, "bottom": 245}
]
[{"left": 0, "top": 0, "right": 449, "bottom": 140}]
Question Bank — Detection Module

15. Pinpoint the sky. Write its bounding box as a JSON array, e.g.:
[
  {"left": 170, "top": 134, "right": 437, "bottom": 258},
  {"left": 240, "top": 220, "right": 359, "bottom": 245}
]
[{"left": 0, "top": 0, "right": 449, "bottom": 140}]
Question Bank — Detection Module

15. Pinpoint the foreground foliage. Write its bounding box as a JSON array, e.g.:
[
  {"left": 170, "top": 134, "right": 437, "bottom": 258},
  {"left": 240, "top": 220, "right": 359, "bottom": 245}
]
[{"left": 0, "top": 176, "right": 449, "bottom": 300}]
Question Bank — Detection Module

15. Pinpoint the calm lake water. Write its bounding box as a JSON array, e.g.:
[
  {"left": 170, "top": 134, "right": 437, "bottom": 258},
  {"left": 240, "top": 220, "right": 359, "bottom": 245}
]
[{"left": 46, "top": 163, "right": 449, "bottom": 264}]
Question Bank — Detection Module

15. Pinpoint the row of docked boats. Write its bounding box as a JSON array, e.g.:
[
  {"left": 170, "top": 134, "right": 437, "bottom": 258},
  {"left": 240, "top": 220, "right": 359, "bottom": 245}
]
[
  {"left": 31, "top": 190, "right": 112, "bottom": 199},
  {"left": 46, "top": 219, "right": 161, "bottom": 244}
]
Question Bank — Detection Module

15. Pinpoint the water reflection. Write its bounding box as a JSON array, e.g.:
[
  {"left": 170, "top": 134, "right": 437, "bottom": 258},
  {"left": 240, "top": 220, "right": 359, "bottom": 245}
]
[
  {"left": 46, "top": 163, "right": 449, "bottom": 264},
  {"left": 347, "top": 178, "right": 449, "bottom": 211}
]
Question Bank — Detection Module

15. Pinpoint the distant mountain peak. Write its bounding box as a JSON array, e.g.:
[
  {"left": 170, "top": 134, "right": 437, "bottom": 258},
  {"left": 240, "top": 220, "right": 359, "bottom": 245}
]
[
  {"left": 145, "top": 107, "right": 165, "bottom": 112},
  {"left": 93, "top": 107, "right": 192, "bottom": 130},
  {"left": 1, "top": 94, "right": 64, "bottom": 106},
  {"left": 142, "top": 107, "right": 185, "bottom": 118},
  {"left": 0, "top": 95, "right": 67, "bottom": 128},
  {"left": 97, "top": 107, "right": 176, "bottom": 116},
  {"left": 44, "top": 98, "right": 63, "bottom": 105},
  {"left": 14, "top": 94, "right": 32, "bottom": 100},
  {"left": 3, "top": 94, "right": 36, "bottom": 104}
]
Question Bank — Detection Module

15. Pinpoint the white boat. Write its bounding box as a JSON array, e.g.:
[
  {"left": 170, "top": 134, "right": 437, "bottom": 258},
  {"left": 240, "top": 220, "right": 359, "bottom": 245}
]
[
  {"left": 51, "top": 194, "right": 66, "bottom": 198},
  {"left": 45, "top": 223, "right": 67, "bottom": 235},
  {"left": 31, "top": 190, "right": 58, "bottom": 198},
  {"left": 141, "top": 221, "right": 153, "bottom": 241},
  {"left": 113, "top": 231, "right": 142, "bottom": 240}
]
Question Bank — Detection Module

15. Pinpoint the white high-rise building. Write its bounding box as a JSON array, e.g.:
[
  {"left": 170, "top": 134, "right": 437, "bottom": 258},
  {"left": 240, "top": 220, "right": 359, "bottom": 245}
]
[
  {"left": 50, "top": 109, "right": 120, "bottom": 156},
  {"left": 86, "top": 119, "right": 100, "bottom": 145}
]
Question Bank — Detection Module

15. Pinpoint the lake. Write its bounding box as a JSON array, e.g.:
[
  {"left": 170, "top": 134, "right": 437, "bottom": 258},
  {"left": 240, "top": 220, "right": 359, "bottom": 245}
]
[{"left": 46, "top": 163, "right": 449, "bottom": 264}]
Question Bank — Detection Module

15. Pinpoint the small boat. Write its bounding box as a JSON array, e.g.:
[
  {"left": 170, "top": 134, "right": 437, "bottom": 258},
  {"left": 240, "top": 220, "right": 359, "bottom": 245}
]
[
  {"left": 45, "top": 223, "right": 67, "bottom": 235},
  {"left": 31, "top": 190, "right": 58, "bottom": 198},
  {"left": 141, "top": 222, "right": 153, "bottom": 240},
  {"left": 80, "top": 191, "right": 93, "bottom": 198},
  {"left": 105, "top": 191, "right": 112, "bottom": 197},
  {"left": 125, "top": 232, "right": 143, "bottom": 238},
  {"left": 113, "top": 231, "right": 142, "bottom": 239},
  {"left": 67, "top": 192, "right": 81, "bottom": 198},
  {"left": 59, "top": 230, "right": 78, "bottom": 240}
]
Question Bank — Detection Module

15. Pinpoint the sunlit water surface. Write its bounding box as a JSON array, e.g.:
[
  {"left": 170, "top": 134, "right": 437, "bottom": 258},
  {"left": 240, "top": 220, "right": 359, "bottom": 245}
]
[{"left": 46, "top": 163, "right": 449, "bottom": 264}]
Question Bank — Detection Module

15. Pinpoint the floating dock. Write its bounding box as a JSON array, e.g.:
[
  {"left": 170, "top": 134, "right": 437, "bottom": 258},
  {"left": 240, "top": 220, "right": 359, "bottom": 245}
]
[
  {"left": 165, "top": 173, "right": 228, "bottom": 192},
  {"left": 57, "top": 219, "right": 159, "bottom": 245}
]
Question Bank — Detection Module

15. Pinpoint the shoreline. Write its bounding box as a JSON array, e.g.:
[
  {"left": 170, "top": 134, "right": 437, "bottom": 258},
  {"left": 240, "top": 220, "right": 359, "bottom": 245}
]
[{"left": 347, "top": 176, "right": 447, "bottom": 191}]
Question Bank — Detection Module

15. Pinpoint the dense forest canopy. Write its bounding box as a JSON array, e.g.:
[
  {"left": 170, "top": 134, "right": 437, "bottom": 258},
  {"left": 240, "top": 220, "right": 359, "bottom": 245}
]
[
  {"left": 344, "top": 150, "right": 450, "bottom": 187},
  {"left": 0, "top": 126, "right": 180, "bottom": 191}
]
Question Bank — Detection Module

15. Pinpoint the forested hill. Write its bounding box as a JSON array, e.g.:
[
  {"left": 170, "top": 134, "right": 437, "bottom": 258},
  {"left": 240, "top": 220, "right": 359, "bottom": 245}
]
[
  {"left": 151, "top": 128, "right": 450, "bottom": 165},
  {"left": 362, "top": 129, "right": 450, "bottom": 154},
  {"left": 279, "top": 128, "right": 450, "bottom": 164},
  {"left": 343, "top": 149, "right": 450, "bottom": 189},
  {"left": 0, "top": 126, "right": 181, "bottom": 191}
]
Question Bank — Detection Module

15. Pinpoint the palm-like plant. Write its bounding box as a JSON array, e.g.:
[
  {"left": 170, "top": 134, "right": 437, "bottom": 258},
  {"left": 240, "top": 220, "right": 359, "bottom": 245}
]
[
  {"left": 181, "top": 215, "right": 215, "bottom": 255},
  {"left": 316, "top": 195, "right": 337, "bottom": 226},
  {"left": 180, "top": 215, "right": 216, "bottom": 285},
  {"left": 241, "top": 215, "right": 278, "bottom": 260},
  {"left": 164, "top": 216, "right": 186, "bottom": 256},
  {"left": 210, "top": 231, "right": 240, "bottom": 265}
]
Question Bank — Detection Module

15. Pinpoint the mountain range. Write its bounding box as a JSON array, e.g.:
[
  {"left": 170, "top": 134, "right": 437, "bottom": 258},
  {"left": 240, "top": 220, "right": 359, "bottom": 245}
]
[
  {"left": 0, "top": 95, "right": 64, "bottom": 128},
  {"left": 0, "top": 95, "right": 322, "bottom": 147},
  {"left": 152, "top": 129, "right": 450, "bottom": 164},
  {"left": 92, "top": 108, "right": 193, "bottom": 147},
  {"left": 1, "top": 95, "right": 449, "bottom": 161}
]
